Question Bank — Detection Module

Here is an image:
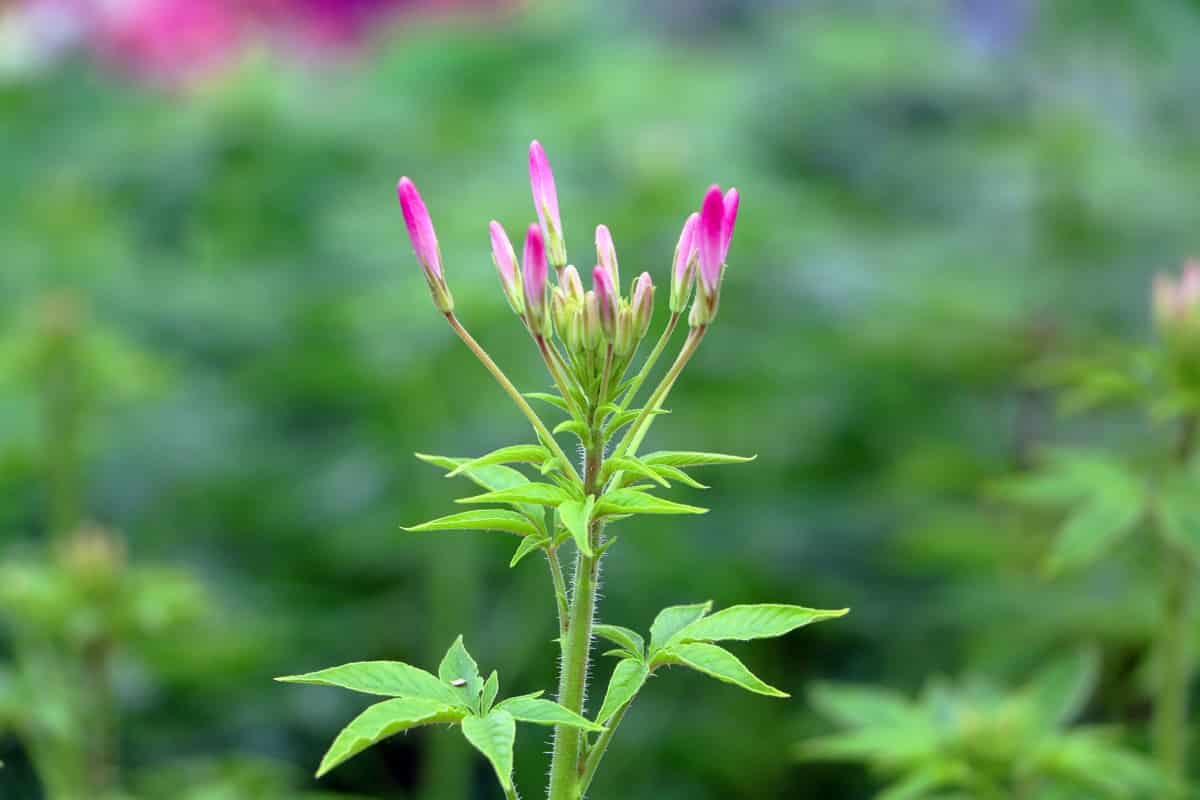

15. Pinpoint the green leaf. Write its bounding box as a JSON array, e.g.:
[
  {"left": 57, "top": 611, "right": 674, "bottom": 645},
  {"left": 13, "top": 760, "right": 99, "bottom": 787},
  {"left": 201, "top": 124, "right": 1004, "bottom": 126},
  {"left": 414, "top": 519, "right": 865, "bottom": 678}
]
[
  {"left": 415, "top": 453, "right": 545, "bottom": 523},
  {"left": 461, "top": 710, "right": 516, "bottom": 793},
  {"left": 659, "top": 642, "right": 788, "bottom": 697},
  {"left": 276, "top": 661, "right": 462, "bottom": 708},
  {"left": 603, "top": 407, "right": 668, "bottom": 439},
  {"left": 458, "top": 483, "right": 571, "bottom": 508},
  {"left": 595, "top": 659, "right": 649, "bottom": 725},
  {"left": 1024, "top": 649, "right": 1099, "bottom": 730},
  {"left": 553, "top": 419, "right": 591, "bottom": 444},
  {"left": 494, "top": 696, "right": 604, "bottom": 731},
  {"left": 1159, "top": 470, "right": 1200, "bottom": 560},
  {"left": 316, "top": 698, "right": 463, "bottom": 777},
  {"left": 557, "top": 496, "right": 595, "bottom": 557},
  {"left": 509, "top": 534, "right": 548, "bottom": 568},
  {"left": 481, "top": 671, "right": 499, "bottom": 713},
  {"left": 641, "top": 451, "right": 757, "bottom": 468},
  {"left": 1045, "top": 492, "right": 1142, "bottom": 575},
  {"left": 524, "top": 392, "right": 569, "bottom": 412},
  {"left": 649, "top": 602, "right": 712, "bottom": 655},
  {"left": 438, "top": 637, "right": 482, "bottom": 706},
  {"left": 807, "top": 683, "right": 922, "bottom": 729},
  {"left": 402, "top": 509, "right": 539, "bottom": 537},
  {"left": 676, "top": 604, "right": 848, "bottom": 644},
  {"left": 649, "top": 463, "right": 709, "bottom": 489},
  {"left": 447, "top": 445, "right": 551, "bottom": 477},
  {"left": 992, "top": 448, "right": 1137, "bottom": 510},
  {"left": 602, "top": 456, "right": 670, "bottom": 487},
  {"left": 594, "top": 489, "right": 707, "bottom": 517},
  {"left": 594, "top": 624, "right": 645, "bottom": 659}
]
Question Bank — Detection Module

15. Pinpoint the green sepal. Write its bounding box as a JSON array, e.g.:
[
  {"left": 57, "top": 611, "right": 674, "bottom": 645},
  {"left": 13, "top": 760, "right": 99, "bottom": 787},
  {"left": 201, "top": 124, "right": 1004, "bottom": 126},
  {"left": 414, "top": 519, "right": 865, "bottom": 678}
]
[
  {"left": 438, "top": 636, "right": 482, "bottom": 707},
  {"left": 595, "top": 489, "right": 707, "bottom": 517},
  {"left": 594, "top": 624, "right": 645, "bottom": 660},
  {"left": 316, "top": 698, "right": 464, "bottom": 777},
  {"left": 640, "top": 451, "right": 756, "bottom": 468},
  {"left": 494, "top": 695, "right": 605, "bottom": 731},
  {"left": 401, "top": 509, "right": 539, "bottom": 537},
  {"left": 446, "top": 445, "right": 552, "bottom": 477},
  {"left": 461, "top": 710, "right": 516, "bottom": 793},
  {"left": 457, "top": 483, "right": 572, "bottom": 508},
  {"left": 656, "top": 642, "right": 788, "bottom": 697},
  {"left": 557, "top": 496, "right": 596, "bottom": 557},
  {"left": 276, "top": 661, "right": 463, "bottom": 708},
  {"left": 596, "top": 659, "right": 649, "bottom": 725}
]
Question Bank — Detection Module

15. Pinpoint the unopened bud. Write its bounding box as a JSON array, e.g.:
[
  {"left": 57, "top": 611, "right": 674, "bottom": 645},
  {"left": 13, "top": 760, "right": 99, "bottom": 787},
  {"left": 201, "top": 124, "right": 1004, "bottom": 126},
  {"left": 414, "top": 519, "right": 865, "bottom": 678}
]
[
  {"left": 669, "top": 213, "right": 698, "bottom": 314},
  {"left": 551, "top": 286, "right": 571, "bottom": 337},
  {"left": 397, "top": 177, "right": 453, "bottom": 313},
  {"left": 595, "top": 224, "right": 620, "bottom": 290},
  {"left": 582, "top": 290, "right": 604, "bottom": 351},
  {"left": 614, "top": 305, "right": 637, "bottom": 357},
  {"left": 592, "top": 265, "right": 617, "bottom": 342},
  {"left": 692, "top": 184, "right": 738, "bottom": 326},
  {"left": 1154, "top": 261, "right": 1200, "bottom": 379},
  {"left": 489, "top": 220, "right": 523, "bottom": 316},
  {"left": 529, "top": 140, "right": 567, "bottom": 269},
  {"left": 561, "top": 264, "right": 585, "bottom": 305},
  {"left": 523, "top": 224, "right": 550, "bottom": 335},
  {"left": 631, "top": 272, "right": 655, "bottom": 339}
]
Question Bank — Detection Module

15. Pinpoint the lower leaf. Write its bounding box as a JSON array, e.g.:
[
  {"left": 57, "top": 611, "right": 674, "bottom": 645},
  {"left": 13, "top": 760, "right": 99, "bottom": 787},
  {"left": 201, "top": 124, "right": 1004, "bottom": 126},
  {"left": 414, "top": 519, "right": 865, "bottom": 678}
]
[
  {"left": 658, "top": 642, "right": 788, "bottom": 698},
  {"left": 317, "top": 698, "right": 463, "bottom": 777},
  {"left": 461, "top": 710, "right": 516, "bottom": 792}
]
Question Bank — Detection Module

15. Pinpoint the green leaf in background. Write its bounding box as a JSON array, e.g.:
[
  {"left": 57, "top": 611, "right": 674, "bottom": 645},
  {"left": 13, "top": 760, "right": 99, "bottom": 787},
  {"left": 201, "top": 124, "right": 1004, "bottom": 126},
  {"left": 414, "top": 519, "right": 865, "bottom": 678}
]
[
  {"left": 494, "top": 695, "right": 605, "bottom": 731},
  {"left": 807, "top": 683, "right": 924, "bottom": 730},
  {"left": 640, "top": 451, "right": 757, "bottom": 468},
  {"left": 457, "top": 482, "right": 572, "bottom": 508},
  {"left": 481, "top": 670, "right": 499, "bottom": 714},
  {"left": 1024, "top": 649, "right": 1099, "bottom": 730},
  {"left": 316, "top": 697, "right": 463, "bottom": 777},
  {"left": 438, "top": 637, "right": 482, "bottom": 707},
  {"left": 992, "top": 448, "right": 1137, "bottom": 510},
  {"left": 595, "top": 659, "right": 649, "bottom": 725},
  {"left": 509, "top": 534, "right": 549, "bottom": 568},
  {"left": 657, "top": 642, "right": 788, "bottom": 697},
  {"left": 446, "top": 444, "right": 552, "bottom": 477},
  {"left": 648, "top": 602, "right": 712, "bottom": 655},
  {"left": 594, "top": 489, "right": 707, "bottom": 517},
  {"left": 676, "top": 604, "right": 849, "bottom": 644},
  {"left": 602, "top": 456, "right": 670, "bottom": 487},
  {"left": 276, "top": 661, "right": 463, "bottom": 708},
  {"left": 401, "top": 509, "right": 540, "bottom": 537},
  {"left": 1045, "top": 491, "right": 1142, "bottom": 575},
  {"left": 461, "top": 710, "right": 516, "bottom": 793},
  {"left": 594, "top": 624, "right": 645, "bottom": 660},
  {"left": 1158, "top": 469, "right": 1200, "bottom": 560},
  {"left": 557, "top": 495, "right": 595, "bottom": 557}
]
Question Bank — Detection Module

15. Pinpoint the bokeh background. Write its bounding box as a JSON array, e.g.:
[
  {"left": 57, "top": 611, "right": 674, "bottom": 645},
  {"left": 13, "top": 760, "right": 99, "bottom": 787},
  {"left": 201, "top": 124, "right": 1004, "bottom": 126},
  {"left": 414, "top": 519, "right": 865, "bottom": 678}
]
[{"left": 2, "top": 0, "right": 1200, "bottom": 797}]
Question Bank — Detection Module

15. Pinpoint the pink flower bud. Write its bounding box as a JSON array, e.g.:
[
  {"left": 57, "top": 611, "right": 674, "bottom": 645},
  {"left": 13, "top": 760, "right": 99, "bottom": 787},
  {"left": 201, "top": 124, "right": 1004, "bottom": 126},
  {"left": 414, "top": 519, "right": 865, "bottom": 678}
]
[
  {"left": 489, "top": 221, "right": 523, "bottom": 316},
  {"left": 631, "top": 272, "right": 655, "bottom": 339},
  {"left": 397, "top": 177, "right": 453, "bottom": 312},
  {"left": 1154, "top": 260, "right": 1200, "bottom": 373},
  {"left": 669, "top": 213, "right": 698, "bottom": 313},
  {"left": 592, "top": 265, "right": 617, "bottom": 342},
  {"left": 529, "top": 140, "right": 567, "bottom": 269},
  {"left": 595, "top": 224, "right": 620, "bottom": 290},
  {"left": 561, "top": 264, "right": 585, "bottom": 305},
  {"left": 721, "top": 188, "right": 739, "bottom": 263},
  {"left": 523, "top": 224, "right": 550, "bottom": 335},
  {"left": 693, "top": 185, "right": 727, "bottom": 325}
]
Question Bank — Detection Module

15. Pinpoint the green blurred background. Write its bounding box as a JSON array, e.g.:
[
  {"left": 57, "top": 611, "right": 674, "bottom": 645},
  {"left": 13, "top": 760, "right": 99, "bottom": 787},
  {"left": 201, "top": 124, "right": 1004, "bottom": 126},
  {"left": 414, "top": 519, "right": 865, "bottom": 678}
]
[{"left": 2, "top": 0, "right": 1199, "bottom": 797}]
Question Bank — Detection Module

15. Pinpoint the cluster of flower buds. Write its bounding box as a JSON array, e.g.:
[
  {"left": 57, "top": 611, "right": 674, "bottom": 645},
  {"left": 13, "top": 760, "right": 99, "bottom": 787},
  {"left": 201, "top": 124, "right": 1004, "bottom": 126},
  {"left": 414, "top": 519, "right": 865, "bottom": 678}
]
[
  {"left": 1154, "top": 261, "right": 1200, "bottom": 369},
  {"left": 396, "top": 141, "right": 739, "bottom": 388}
]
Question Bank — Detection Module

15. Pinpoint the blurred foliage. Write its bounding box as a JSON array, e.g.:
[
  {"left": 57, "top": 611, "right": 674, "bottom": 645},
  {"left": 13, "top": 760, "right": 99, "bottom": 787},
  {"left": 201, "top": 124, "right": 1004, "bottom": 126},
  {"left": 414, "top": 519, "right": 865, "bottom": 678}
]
[{"left": 2, "top": 0, "right": 1200, "bottom": 797}]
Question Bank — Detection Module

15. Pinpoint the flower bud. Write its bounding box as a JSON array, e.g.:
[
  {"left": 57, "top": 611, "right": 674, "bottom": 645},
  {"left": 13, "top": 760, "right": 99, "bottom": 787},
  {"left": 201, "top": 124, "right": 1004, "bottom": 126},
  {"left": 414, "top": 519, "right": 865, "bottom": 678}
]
[
  {"left": 592, "top": 265, "right": 618, "bottom": 343},
  {"left": 582, "top": 290, "right": 604, "bottom": 351},
  {"left": 564, "top": 302, "right": 585, "bottom": 354},
  {"left": 489, "top": 221, "right": 523, "bottom": 316},
  {"left": 692, "top": 184, "right": 737, "bottom": 326},
  {"left": 561, "top": 264, "right": 585, "bottom": 305},
  {"left": 1155, "top": 261, "right": 1200, "bottom": 377},
  {"left": 551, "top": 286, "right": 570, "bottom": 336},
  {"left": 614, "top": 305, "right": 638, "bottom": 357},
  {"left": 595, "top": 224, "right": 620, "bottom": 290},
  {"left": 631, "top": 272, "right": 655, "bottom": 339},
  {"left": 397, "top": 177, "right": 453, "bottom": 313},
  {"left": 669, "top": 213, "right": 698, "bottom": 313},
  {"left": 523, "top": 224, "right": 550, "bottom": 335},
  {"left": 529, "top": 140, "right": 567, "bottom": 269}
]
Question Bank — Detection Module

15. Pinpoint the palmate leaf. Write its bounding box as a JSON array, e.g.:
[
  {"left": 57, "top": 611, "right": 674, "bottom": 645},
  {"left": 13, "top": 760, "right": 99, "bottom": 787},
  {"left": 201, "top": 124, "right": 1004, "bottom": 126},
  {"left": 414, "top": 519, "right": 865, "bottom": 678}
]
[
  {"left": 648, "top": 602, "right": 712, "bottom": 655},
  {"left": 594, "top": 489, "right": 707, "bottom": 517},
  {"left": 402, "top": 509, "right": 540, "bottom": 537},
  {"left": 458, "top": 483, "right": 573, "bottom": 508},
  {"left": 595, "top": 659, "right": 649, "bottom": 725},
  {"left": 641, "top": 451, "right": 756, "bottom": 468},
  {"left": 461, "top": 710, "right": 516, "bottom": 793},
  {"left": 494, "top": 695, "right": 604, "bottom": 731},
  {"left": 594, "top": 624, "right": 645, "bottom": 659},
  {"left": 439, "top": 636, "right": 482, "bottom": 707},
  {"left": 276, "top": 661, "right": 463, "bottom": 708},
  {"left": 316, "top": 697, "right": 464, "bottom": 777},
  {"left": 657, "top": 642, "right": 788, "bottom": 697},
  {"left": 446, "top": 445, "right": 552, "bottom": 477},
  {"left": 557, "top": 496, "right": 595, "bottom": 557},
  {"left": 676, "top": 604, "right": 848, "bottom": 644}
]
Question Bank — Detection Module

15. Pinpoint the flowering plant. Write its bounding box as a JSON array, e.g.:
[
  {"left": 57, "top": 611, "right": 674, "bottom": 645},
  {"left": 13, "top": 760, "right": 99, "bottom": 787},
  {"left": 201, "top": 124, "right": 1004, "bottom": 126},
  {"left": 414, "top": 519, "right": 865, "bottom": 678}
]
[{"left": 279, "top": 141, "right": 846, "bottom": 798}]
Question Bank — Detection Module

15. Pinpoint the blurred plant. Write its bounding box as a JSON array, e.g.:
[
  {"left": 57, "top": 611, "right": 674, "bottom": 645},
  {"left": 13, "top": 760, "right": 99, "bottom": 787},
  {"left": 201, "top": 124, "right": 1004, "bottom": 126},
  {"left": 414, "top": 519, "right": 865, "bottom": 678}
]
[
  {"left": 0, "top": 293, "right": 206, "bottom": 799},
  {"left": 278, "top": 141, "right": 847, "bottom": 798},
  {"left": 802, "top": 651, "right": 1162, "bottom": 799},
  {"left": 991, "top": 261, "right": 1200, "bottom": 796}
]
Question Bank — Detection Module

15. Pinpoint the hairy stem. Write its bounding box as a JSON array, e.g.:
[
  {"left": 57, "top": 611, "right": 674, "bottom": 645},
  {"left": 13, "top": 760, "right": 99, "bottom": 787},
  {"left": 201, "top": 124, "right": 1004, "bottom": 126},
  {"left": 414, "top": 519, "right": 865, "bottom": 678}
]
[
  {"left": 546, "top": 548, "right": 570, "bottom": 636},
  {"left": 445, "top": 313, "right": 580, "bottom": 488},
  {"left": 578, "top": 693, "right": 637, "bottom": 797},
  {"left": 1154, "top": 415, "right": 1198, "bottom": 794}
]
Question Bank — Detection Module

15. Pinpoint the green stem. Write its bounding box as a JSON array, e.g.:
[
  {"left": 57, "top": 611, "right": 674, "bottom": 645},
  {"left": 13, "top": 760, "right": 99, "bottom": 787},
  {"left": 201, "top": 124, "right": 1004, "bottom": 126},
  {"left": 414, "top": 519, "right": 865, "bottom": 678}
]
[
  {"left": 578, "top": 693, "right": 637, "bottom": 797},
  {"left": 1154, "top": 414, "right": 1198, "bottom": 794},
  {"left": 547, "top": 440, "right": 604, "bottom": 800},
  {"left": 536, "top": 334, "right": 585, "bottom": 420},
  {"left": 445, "top": 313, "right": 580, "bottom": 488},
  {"left": 546, "top": 547, "right": 570, "bottom": 636},
  {"left": 616, "top": 313, "right": 679, "bottom": 413}
]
